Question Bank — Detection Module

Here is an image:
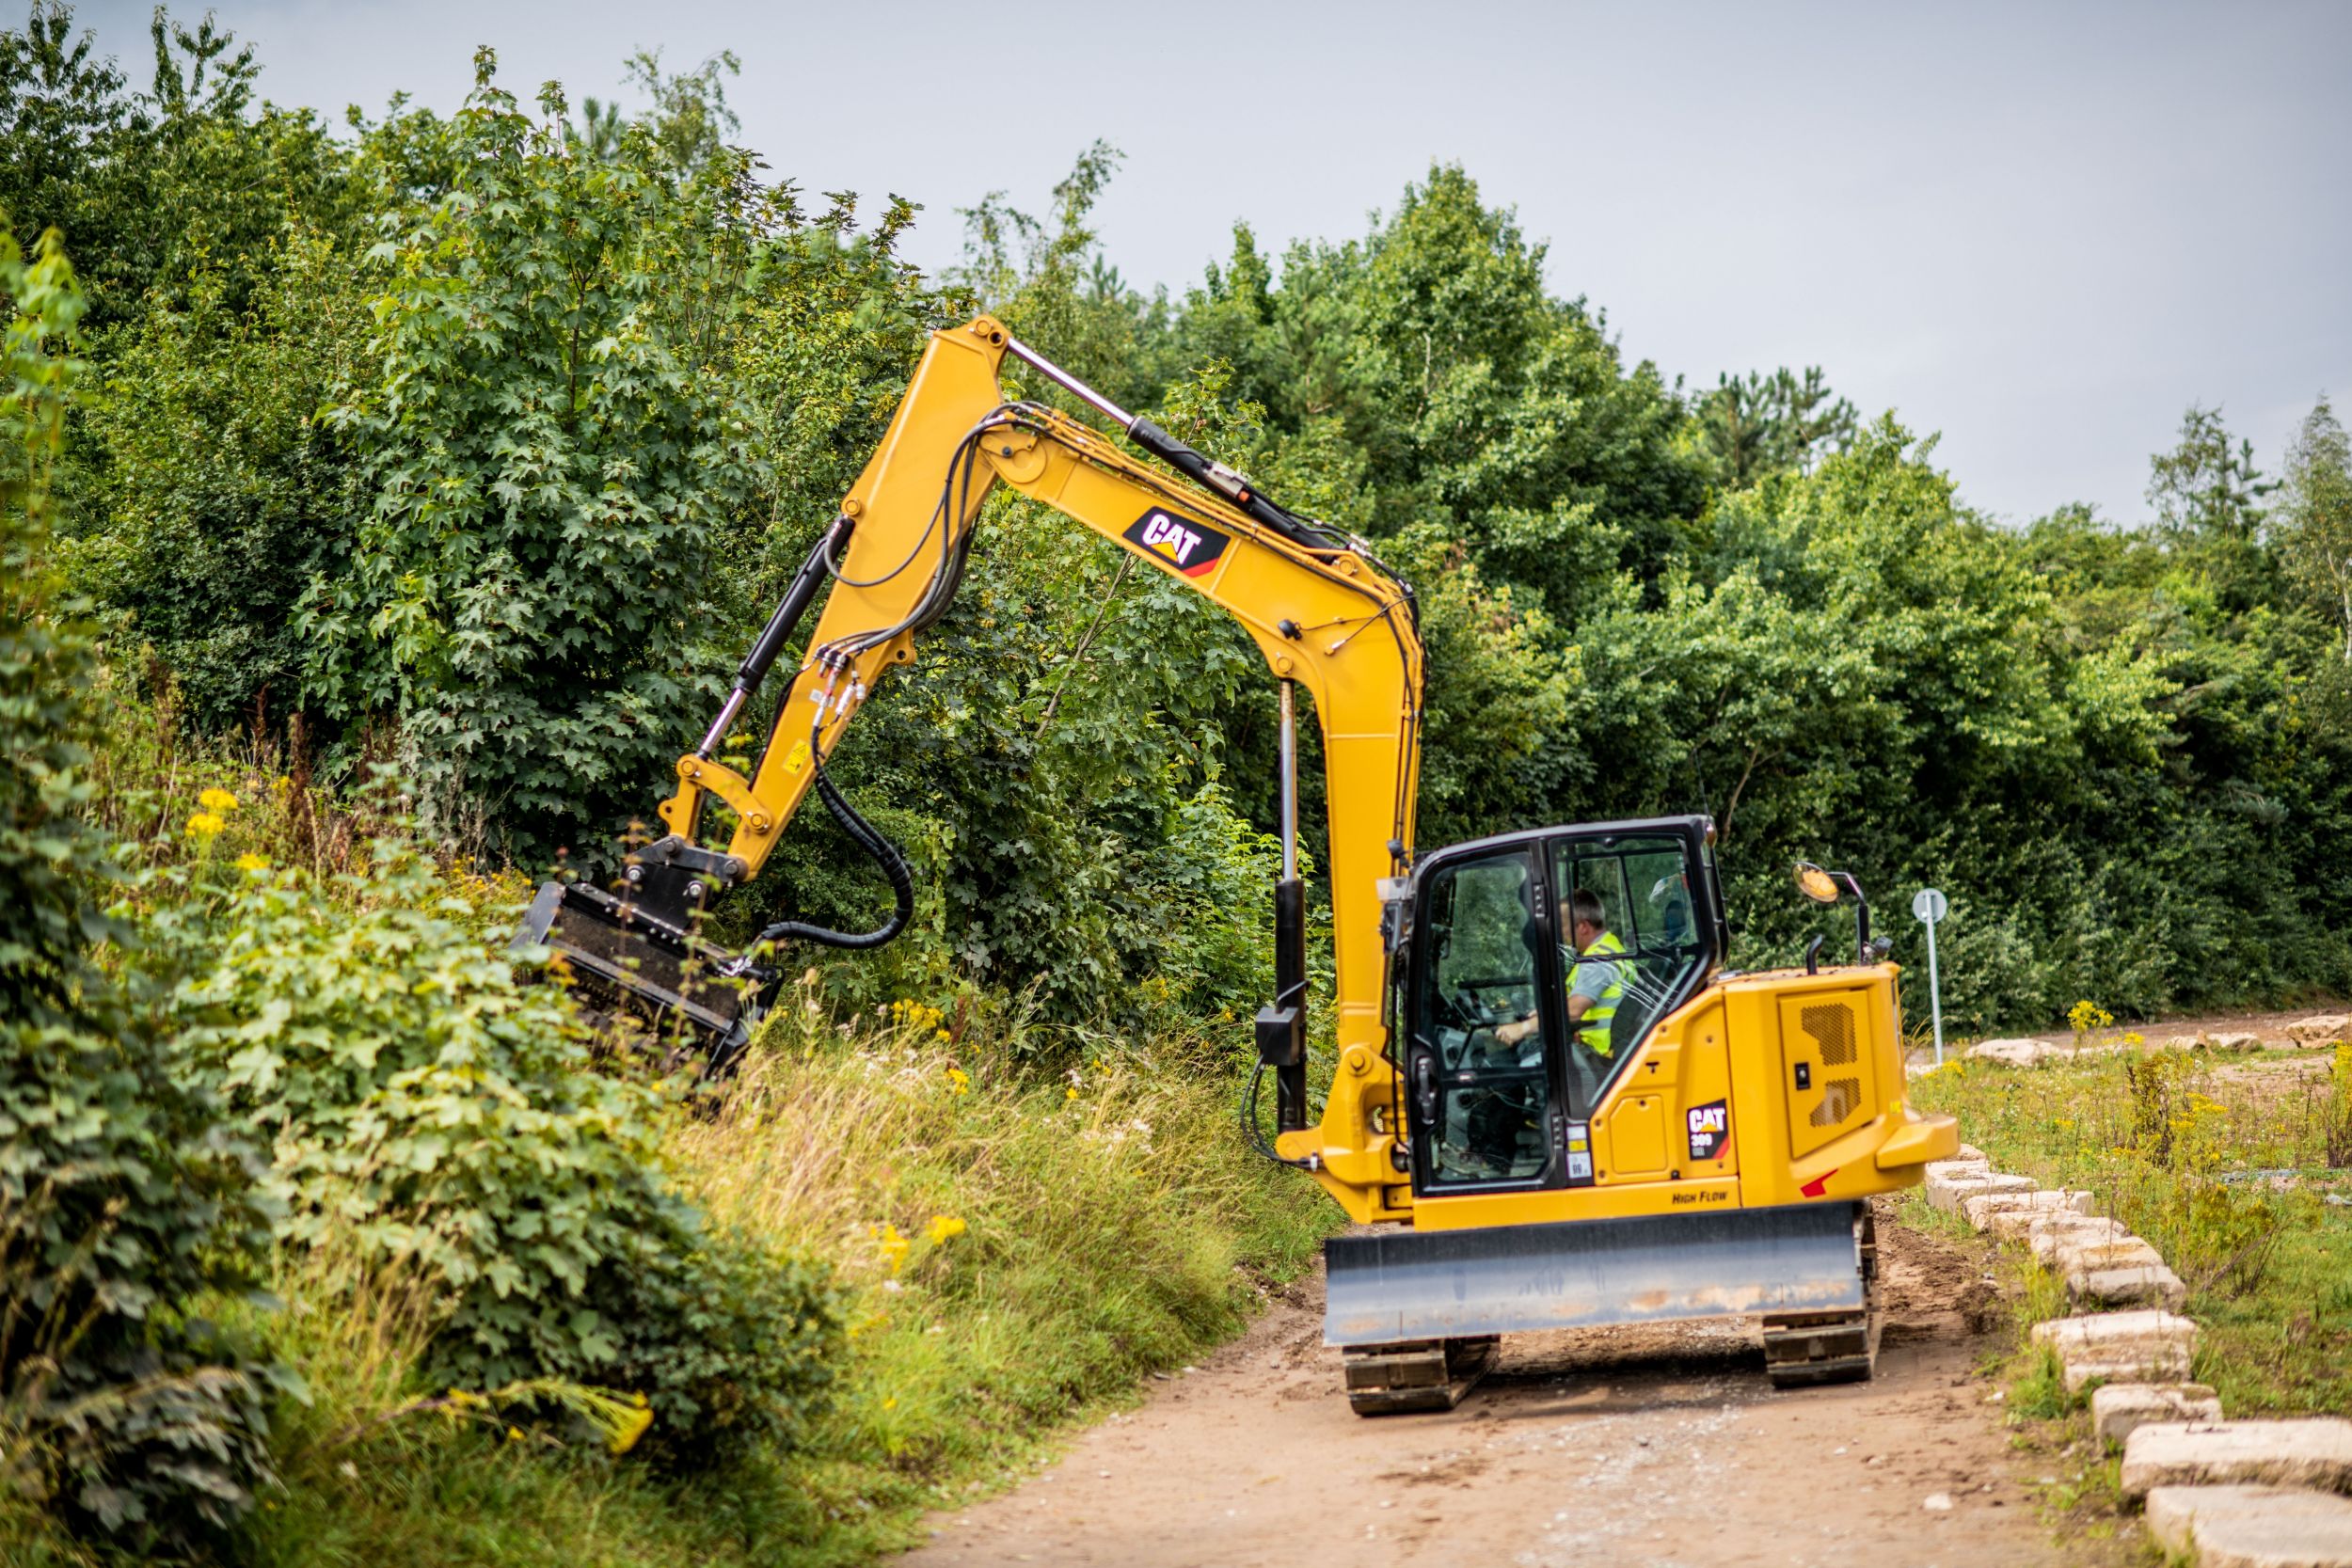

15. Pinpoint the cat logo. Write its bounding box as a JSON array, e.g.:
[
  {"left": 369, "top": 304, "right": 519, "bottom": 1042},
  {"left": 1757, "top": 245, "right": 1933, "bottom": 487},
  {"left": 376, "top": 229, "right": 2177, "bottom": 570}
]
[
  {"left": 1686, "top": 1099, "right": 1731, "bottom": 1163},
  {"left": 1121, "top": 507, "right": 1230, "bottom": 579}
]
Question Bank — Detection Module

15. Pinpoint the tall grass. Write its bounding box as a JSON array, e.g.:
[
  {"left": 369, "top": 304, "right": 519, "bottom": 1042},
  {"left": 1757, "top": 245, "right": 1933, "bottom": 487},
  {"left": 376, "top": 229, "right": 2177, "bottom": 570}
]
[
  {"left": 672, "top": 997, "right": 1335, "bottom": 1561},
  {"left": 225, "top": 1008, "right": 1335, "bottom": 1568}
]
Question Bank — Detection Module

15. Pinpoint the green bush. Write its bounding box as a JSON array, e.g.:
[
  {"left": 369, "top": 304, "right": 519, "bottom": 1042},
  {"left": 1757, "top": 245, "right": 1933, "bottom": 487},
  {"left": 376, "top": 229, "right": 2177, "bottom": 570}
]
[
  {"left": 170, "top": 836, "right": 841, "bottom": 1468},
  {"left": 68, "top": 231, "right": 370, "bottom": 734},
  {"left": 1, "top": 222, "right": 287, "bottom": 1555}
]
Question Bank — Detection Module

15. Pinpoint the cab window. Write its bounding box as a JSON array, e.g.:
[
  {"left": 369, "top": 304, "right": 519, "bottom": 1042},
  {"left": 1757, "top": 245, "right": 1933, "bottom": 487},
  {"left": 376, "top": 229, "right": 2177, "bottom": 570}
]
[{"left": 1549, "top": 834, "right": 1708, "bottom": 1107}]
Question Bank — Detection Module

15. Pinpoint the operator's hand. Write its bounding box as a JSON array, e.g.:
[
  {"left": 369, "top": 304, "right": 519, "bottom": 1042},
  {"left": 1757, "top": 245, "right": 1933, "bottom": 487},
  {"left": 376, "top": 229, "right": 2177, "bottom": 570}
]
[{"left": 1494, "top": 1014, "right": 1537, "bottom": 1049}]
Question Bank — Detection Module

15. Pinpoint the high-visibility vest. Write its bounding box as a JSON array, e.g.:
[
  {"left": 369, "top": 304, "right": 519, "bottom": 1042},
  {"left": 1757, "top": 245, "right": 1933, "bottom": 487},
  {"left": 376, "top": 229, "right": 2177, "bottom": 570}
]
[{"left": 1574, "top": 930, "right": 1629, "bottom": 1056}]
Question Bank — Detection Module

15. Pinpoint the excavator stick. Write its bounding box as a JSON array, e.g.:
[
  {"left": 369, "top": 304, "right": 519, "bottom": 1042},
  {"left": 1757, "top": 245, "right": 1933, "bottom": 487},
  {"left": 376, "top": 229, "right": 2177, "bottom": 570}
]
[{"left": 1325, "top": 1201, "right": 1876, "bottom": 1407}]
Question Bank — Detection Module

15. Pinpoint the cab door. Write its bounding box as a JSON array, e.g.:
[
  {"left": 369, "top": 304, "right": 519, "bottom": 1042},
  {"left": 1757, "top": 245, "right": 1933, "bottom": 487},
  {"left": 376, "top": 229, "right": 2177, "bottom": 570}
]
[{"left": 1402, "top": 846, "right": 1563, "bottom": 1193}]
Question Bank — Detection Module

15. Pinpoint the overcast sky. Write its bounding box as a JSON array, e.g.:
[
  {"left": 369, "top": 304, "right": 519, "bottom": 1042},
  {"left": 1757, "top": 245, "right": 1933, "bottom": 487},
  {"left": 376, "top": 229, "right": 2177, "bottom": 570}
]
[{"left": 66, "top": 0, "right": 2352, "bottom": 528}]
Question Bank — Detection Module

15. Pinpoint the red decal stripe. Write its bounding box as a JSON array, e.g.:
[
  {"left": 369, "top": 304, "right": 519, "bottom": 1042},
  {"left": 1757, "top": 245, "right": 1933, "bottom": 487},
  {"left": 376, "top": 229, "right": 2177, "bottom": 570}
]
[{"left": 1799, "top": 1167, "right": 1837, "bottom": 1197}]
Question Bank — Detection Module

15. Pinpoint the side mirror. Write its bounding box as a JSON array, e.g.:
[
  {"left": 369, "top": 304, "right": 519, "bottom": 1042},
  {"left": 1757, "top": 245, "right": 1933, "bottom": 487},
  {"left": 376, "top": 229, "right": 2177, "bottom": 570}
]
[{"left": 1794, "top": 861, "right": 1873, "bottom": 965}]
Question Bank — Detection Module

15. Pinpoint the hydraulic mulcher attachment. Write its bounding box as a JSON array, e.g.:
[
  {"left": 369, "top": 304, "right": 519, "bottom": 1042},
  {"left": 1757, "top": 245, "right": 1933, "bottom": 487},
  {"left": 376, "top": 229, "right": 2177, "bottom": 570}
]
[
  {"left": 1325, "top": 1201, "right": 1879, "bottom": 1412},
  {"left": 513, "top": 871, "right": 761, "bottom": 1074}
]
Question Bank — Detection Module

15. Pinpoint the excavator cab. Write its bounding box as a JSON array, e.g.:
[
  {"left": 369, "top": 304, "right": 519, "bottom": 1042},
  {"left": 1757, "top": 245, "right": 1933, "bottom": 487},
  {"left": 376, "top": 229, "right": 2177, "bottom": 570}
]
[
  {"left": 1328, "top": 822, "right": 1957, "bottom": 1412},
  {"left": 1404, "top": 818, "right": 1725, "bottom": 1194}
]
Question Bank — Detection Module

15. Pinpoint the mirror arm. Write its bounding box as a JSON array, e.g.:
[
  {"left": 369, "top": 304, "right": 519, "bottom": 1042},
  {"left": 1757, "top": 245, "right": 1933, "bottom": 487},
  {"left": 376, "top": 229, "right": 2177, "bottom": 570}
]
[{"left": 1837, "top": 871, "right": 1871, "bottom": 964}]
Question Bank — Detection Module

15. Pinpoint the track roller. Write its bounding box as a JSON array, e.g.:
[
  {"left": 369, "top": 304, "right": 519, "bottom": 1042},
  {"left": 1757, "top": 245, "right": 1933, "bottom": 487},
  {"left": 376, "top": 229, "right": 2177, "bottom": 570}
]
[{"left": 1341, "top": 1336, "right": 1499, "bottom": 1416}]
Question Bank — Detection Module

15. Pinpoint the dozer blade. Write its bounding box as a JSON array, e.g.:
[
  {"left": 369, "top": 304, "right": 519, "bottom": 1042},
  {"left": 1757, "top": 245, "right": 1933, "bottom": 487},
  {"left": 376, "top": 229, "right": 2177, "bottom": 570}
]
[
  {"left": 1325, "top": 1201, "right": 1867, "bottom": 1347},
  {"left": 513, "top": 881, "right": 758, "bottom": 1072}
]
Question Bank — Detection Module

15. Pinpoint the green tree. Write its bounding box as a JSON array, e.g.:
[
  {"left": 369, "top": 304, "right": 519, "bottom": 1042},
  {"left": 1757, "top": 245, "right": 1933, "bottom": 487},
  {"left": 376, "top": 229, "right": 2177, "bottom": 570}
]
[
  {"left": 2277, "top": 394, "right": 2352, "bottom": 661},
  {"left": 68, "top": 229, "right": 369, "bottom": 732},
  {"left": 299, "top": 54, "right": 761, "bottom": 863},
  {"left": 954, "top": 139, "right": 1167, "bottom": 411},
  {"left": 2147, "top": 403, "right": 2274, "bottom": 609},
  {"left": 1172, "top": 165, "right": 1705, "bottom": 613},
  {"left": 1692, "top": 365, "right": 1857, "bottom": 488},
  {"left": 0, "top": 4, "right": 358, "bottom": 336}
]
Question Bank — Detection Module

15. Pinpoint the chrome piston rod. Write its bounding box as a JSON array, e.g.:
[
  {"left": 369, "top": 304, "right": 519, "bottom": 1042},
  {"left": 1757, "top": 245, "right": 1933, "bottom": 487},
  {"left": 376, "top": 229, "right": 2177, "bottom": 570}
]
[
  {"left": 1279, "top": 680, "right": 1298, "bottom": 880},
  {"left": 1003, "top": 334, "right": 1136, "bottom": 430}
]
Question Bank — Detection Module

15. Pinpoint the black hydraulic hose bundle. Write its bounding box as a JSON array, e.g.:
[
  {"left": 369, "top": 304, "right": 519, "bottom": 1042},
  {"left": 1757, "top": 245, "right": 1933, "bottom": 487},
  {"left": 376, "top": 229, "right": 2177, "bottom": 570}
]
[{"left": 750, "top": 728, "right": 914, "bottom": 951}]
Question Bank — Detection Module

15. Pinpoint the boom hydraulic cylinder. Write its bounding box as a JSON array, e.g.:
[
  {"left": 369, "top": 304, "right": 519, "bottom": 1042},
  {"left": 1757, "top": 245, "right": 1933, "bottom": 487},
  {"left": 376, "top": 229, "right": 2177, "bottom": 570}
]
[{"left": 1257, "top": 680, "right": 1310, "bottom": 1131}]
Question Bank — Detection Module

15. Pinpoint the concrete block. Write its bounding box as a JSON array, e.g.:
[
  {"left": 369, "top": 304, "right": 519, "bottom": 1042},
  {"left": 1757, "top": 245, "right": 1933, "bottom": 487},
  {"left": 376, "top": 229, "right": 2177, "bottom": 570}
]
[
  {"left": 2070, "top": 1261, "right": 2188, "bottom": 1310},
  {"left": 2062, "top": 1356, "right": 2190, "bottom": 1394},
  {"left": 2158, "top": 1034, "right": 2202, "bottom": 1052},
  {"left": 1988, "top": 1193, "right": 2099, "bottom": 1242},
  {"left": 2029, "top": 1305, "right": 2199, "bottom": 1356},
  {"left": 1924, "top": 1157, "right": 1991, "bottom": 1181},
  {"left": 1969, "top": 1037, "right": 2051, "bottom": 1068},
  {"left": 2093, "top": 1383, "right": 2221, "bottom": 1446},
  {"left": 2122, "top": 1418, "right": 2352, "bottom": 1500},
  {"left": 2144, "top": 1484, "right": 2352, "bottom": 1568},
  {"left": 1965, "top": 1187, "right": 2095, "bottom": 1235},
  {"left": 2286, "top": 1014, "right": 2352, "bottom": 1046},
  {"left": 2029, "top": 1214, "right": 2131, "bottom": 1264},
  {"left": 1956, "top": 1142, "right": 1986, "bottom": 1162},
  {"left": 1927, "top": 1168, "right": 2035, "bottom": 1214},
  {"left": 2058, "top": 1235, "right": 2169, "bottom": 1274},
  {"left": 2031, "top": 1309, "right": 2197, "bottom": 1392},
  {"left": 2208, "top": 1031, "right": 2264, "bottom": 1053}
]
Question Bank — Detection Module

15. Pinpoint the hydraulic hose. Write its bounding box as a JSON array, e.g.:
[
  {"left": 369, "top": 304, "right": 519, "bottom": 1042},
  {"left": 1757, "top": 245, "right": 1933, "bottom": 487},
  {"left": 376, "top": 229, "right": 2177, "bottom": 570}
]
[{"left": 751, "top": 733, "right": 914, "bottom": 951}]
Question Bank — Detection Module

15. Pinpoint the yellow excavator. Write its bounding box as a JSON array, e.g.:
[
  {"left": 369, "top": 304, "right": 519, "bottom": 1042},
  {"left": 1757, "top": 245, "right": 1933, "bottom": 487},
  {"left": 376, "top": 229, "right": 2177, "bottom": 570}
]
[{"left": 516, "top": 316, "right": 1960, "bottom": 1412}]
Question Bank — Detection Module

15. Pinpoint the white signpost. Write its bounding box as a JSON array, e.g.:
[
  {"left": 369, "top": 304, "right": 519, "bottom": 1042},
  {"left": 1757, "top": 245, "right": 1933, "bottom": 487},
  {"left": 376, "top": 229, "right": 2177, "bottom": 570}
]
[{"left": 1912, "top": 887, "right": 1948, "bottom": 1065}]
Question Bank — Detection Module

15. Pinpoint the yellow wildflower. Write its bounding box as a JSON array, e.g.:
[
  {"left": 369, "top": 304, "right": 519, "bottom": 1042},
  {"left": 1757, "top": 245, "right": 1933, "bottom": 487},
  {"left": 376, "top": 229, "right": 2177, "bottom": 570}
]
[
  {"left": 198, "top": 786, "right": 240, "bottom": 813},
  {"left": 926, "top": 1214, "right": 966, "bottom": 1245},
  {"left": 506, "top": 1426, "right": 524, "bottom": 1441},
  {"left": 882, "top": 1396, "right": 898, "bottom": 1411},
  {"left": 869, "top": 1222, "right": 911, "bottom": 1275},
  {"left": 1065, "top": 1085, "right": 1078, "bottom": 1101},
  {"left": 184, "top": 812, "right": 226, "bottom": 839},
  {"left": 946, "top": 1066, "right": 971, "bottom": 1096},
  {"left": 608, "top": 1403, "right": 655, "bottom": 1455},
  {"left": 271, "top": 773, "right": 293, "bottom": 795},
  {"left": 234, "top": 852, "right": 270, "bottom": 873}
]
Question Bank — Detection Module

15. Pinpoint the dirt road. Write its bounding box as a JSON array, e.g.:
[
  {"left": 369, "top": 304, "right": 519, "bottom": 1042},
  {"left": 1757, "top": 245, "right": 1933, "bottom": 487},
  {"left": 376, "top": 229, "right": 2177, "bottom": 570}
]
[{"left": 901, "top": 1212, "right": 2087, "bottom": 1568}]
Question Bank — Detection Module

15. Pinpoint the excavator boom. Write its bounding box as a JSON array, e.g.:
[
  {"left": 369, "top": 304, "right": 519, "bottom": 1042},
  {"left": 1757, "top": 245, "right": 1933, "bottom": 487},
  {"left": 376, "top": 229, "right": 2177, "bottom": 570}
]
[{"left": 525, "top": 316, "right": 1425, "bottom": 1213}]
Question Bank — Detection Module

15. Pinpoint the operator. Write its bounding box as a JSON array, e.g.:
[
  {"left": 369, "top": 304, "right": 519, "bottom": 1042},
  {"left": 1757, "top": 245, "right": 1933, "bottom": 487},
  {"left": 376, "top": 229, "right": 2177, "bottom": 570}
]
[{"left": 1493, "top": 890, "right": 1628, "bottom": 1103}]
